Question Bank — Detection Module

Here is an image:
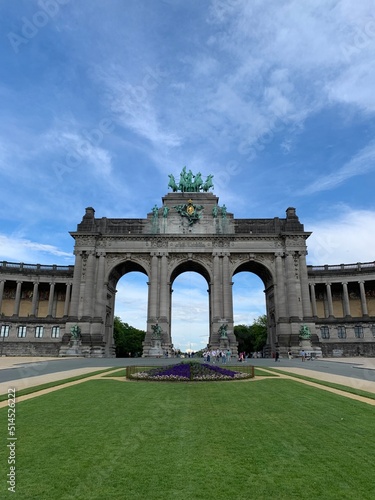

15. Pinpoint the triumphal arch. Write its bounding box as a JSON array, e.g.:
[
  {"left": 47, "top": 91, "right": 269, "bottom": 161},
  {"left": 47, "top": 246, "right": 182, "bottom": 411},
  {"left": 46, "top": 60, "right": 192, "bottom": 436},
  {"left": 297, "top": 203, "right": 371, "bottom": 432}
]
[{"left": 66, "top": 169, "right": 316, "bottom": 357}]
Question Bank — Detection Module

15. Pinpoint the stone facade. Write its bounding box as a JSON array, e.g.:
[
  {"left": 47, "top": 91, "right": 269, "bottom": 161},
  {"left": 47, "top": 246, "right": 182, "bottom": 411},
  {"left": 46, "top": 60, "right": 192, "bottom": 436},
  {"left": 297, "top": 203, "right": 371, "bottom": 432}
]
[
  {"left": 307, "top": 263, "right": 375, "bottom": 356},
  {"left": 1, "top": 189, "right": 374, "bottom": 357}
]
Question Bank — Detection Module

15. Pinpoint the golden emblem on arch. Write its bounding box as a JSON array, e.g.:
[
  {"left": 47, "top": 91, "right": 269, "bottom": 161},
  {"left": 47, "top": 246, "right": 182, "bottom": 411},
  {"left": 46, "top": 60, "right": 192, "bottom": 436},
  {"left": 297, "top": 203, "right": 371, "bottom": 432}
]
[
  {"left": 173, "top": 199, "right": 204, "bottom": 226},
  {"left": 186, "top": 201, "right": 195, "bottom": 216}
]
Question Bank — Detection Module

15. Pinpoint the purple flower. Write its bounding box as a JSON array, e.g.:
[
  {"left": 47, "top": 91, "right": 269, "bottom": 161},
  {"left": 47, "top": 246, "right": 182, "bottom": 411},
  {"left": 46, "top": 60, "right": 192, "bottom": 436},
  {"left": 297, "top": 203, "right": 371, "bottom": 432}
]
[{"left": 130, "top": 361, "right": 252, "bottom": 381}]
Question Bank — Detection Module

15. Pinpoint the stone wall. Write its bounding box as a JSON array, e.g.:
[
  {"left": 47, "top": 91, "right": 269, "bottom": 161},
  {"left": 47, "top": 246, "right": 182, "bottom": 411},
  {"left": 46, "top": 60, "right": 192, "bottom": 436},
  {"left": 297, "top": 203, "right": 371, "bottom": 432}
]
[{"left": 1, "top": 341, "right": 60, "bottom": 357}]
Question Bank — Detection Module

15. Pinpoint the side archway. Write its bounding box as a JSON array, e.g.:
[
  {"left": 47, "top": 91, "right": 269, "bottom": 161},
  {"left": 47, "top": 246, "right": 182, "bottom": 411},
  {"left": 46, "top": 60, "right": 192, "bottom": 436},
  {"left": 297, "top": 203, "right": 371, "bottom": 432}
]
[
  {"left": 233, "top": 259, "right": 276, "bottom": 353},
  {"left": 105, "top": 260, "right": 149, "bottom": 355}
]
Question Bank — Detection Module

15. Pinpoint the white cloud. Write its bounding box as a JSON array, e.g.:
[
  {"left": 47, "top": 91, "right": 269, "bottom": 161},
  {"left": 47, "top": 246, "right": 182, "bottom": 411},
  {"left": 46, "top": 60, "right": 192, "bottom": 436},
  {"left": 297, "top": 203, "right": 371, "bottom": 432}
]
[
  {"left": 114, "top": 275, "right": 148, "bottom": 329},
  {"left": 44, "top": 125, "right": 113, "bottom": 178},
  {"left": 327, "top": 59, "right": 375, "bottom": 112},
  {"left": 301, "top": 140, "right": 375, "bottom": 194},
  {"left": 97, "top": 67, "right": 181, "bottom": 149},
  {"left": 306, "top": 208, "right": 375, "bottom": 265},
  {"left": 0, "top": 235, "right": 73, "bottom": 264},
  {"left": 207, "top": 0, "right": 375, "bottom": 132}
]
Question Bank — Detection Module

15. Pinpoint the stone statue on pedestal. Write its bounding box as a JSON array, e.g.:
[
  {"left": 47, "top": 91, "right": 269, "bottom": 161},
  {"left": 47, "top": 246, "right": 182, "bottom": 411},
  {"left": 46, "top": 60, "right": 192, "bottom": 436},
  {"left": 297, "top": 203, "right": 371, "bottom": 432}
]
[
  {"left": 299, "top": 325, "right": 311, "bottom": 340},
  {"left": 70, "top": 324, "right": 81, "bottom": 339},
  {"left": 151, "top": 323, "right": 163, "bottom": 339},
  {"left": 218, "top": 324, "right": 228, "bottom": 338}
]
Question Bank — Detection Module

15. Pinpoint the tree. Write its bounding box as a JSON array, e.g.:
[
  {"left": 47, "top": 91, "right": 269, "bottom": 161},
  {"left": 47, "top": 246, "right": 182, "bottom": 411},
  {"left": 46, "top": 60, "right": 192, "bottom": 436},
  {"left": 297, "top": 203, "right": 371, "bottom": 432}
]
[
  {"left": 234, "top": 315, "right": 268, "bottom": 354},
  {"left": 251, "top": 315, "right": 268, "bottom": 352},
  {"left": 234, "top": 324, "right": 253, "bottom": 354},
  {"left": 113, "top": 316, "right": 146, "bottom": 357}
]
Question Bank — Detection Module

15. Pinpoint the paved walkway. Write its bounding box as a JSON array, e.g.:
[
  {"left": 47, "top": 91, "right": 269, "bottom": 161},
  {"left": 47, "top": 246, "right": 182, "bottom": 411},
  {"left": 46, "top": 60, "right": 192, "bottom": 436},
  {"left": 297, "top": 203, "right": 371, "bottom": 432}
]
[
  {"left": 260, "top": 367, "right": 375, "bottom": 406},
  {"left": 268, "top": 357, "right": 375, "bottom": 402},
  {"left": 0, "top": 356, "right": 68, "bottom": 370},
  {"left": 0, "top": 357, "right": 96, "bottom": 396}
]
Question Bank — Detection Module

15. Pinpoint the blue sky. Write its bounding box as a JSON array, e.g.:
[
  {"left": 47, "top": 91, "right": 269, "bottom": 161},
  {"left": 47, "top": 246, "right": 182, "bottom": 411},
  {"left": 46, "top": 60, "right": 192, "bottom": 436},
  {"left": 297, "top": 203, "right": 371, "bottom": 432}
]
[{"left": 1, "top": 1, "right": 375, "bottom": 351}]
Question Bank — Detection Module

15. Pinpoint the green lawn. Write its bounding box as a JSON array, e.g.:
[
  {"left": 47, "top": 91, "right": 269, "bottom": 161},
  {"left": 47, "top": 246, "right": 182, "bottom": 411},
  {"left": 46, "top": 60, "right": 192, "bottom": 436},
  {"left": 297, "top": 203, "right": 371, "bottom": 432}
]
[{"left": 1, "top": 378, "right": 374, "bottom": 499}]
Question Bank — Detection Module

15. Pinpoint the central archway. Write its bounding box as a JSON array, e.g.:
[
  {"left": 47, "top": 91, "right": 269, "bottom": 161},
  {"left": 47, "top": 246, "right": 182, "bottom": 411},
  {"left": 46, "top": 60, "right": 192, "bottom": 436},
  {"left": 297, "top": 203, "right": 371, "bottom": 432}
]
[
  {"left": 233, "top": 260, "right": 276, "bottom": 352},
  {"left": 171, "top": 269, "right": 209, "bottom": 354}
]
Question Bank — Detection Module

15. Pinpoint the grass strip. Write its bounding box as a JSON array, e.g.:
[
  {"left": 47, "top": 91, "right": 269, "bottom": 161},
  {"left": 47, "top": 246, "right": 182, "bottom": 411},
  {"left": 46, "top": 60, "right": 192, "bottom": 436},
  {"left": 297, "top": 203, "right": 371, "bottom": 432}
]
[
  {"left": 267, "top": 367, "right": 375, "bottom": 400},
  {"left": 0, "top": 367, "right": 116, "bottom": 401},
  {"left": 103, "top": 368, "right": 127, "bottom": 377},
  {"left": 253, "top": 367, "right": 278, "bottom": 376}
]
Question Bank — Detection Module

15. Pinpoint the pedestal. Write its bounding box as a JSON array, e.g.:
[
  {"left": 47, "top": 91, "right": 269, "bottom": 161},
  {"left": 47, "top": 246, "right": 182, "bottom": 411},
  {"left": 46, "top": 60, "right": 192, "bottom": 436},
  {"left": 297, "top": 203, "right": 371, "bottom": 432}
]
[
  {"left": 299, "top": 339, "right": 322, "bottom": 358},
  {"left": 148, "top": 339, "right": 163, "bottom": 358},
  {"left": 63, "top": 339, "right": 83, "bottom": 357}
]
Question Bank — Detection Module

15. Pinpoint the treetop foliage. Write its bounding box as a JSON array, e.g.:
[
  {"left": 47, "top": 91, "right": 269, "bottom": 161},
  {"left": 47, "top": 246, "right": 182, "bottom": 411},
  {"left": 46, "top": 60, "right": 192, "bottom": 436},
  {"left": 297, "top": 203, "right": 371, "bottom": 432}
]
[
  {"left": 234, "top": 315, "right": 267, "bottom": 354},
  {"left": 113, "top": 316, "right": 146, "bottom": 357}
]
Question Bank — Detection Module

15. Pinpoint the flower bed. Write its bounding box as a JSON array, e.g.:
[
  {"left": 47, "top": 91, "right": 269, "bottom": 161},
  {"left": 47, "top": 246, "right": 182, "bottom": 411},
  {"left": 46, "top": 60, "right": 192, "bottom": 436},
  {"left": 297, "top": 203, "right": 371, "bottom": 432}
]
[{"left": 128, "top": 361, "right": 253, "bottom": 381}]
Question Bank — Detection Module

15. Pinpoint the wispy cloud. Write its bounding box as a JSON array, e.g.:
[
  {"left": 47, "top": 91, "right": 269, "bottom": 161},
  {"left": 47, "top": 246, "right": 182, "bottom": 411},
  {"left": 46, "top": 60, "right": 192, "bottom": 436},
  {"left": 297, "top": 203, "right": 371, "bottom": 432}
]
[
  {"left": 306, "top": 208, "right": 375, "bottom": 265},
  {"left": 97, "top": 66, "right": 181, "bottom": 149},
  {"left": 43, "top": 121, "right": 114, "bottom": 179},
  {"left": 0, "top": 235, "right": 73, "bottom": 264},
  {"left": 301, "top": 140, "right": 375, "bottom": 194},
  {"left": 206, "top": 0, "right": 375, "bottom": 139}
]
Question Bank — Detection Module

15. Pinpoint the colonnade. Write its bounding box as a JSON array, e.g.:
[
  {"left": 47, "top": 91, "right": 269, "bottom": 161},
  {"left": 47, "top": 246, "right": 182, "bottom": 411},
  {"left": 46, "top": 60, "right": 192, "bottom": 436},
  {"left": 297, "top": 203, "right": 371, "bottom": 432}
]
[
  {"left": 0, "top": 278, "right": 72, "bottom": 318},
  {"left": 309, "top": 280, "right": 371, "bottom": 318}
]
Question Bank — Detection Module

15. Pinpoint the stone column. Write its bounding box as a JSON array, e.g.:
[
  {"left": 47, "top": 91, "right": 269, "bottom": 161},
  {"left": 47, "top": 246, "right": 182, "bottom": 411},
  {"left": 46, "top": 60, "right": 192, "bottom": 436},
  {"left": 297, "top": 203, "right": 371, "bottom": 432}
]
[
  {"left": 47, "top": 282, "right": 55, "bottom": 317},
  {"left": 83, "top": 251, "right": 96, "bottom": 318},
  {"left": 211, "top": 253, "right": 221, "bottom": 320},
  {"left": 222, "top": 253, "right": 232, "bottom": 320},
  {"left": 69, "top": 251, "right": 83, "bottom": 318},
  {"left": 325, "top": 283, "right": 334, "bottom": 318},
  {"left": 30, "top": 282, "right": 39, "bottom": 317},
  {"left": 169, "top": 283, "right": 173, "bottom": 339},
  {"left": 275, "top": 253, "right": 287, "bottom": 319},
  {"left": 309, "top": 283, "right": 318, "bottom": 317},
  {"left": 63, "top": 282, "right": 72, "bottom": 317},
  {"left": 95, "top": 252, "right": 106, "bottom": 318},
  {"left": 358, "top": 281, "right": 368, "bottom": 316},
  {"left": 285, "top": 252, "right": 300, "bottom": 319},
  {"left": 13, "top": 281, "right": 22, "bottom": 317},
  {"left": 159, "top": 253, "right": 171, "bottom": 346},
  {"left": 147, "top": 253, "right": 159, "bottom": 321},
  {"left": 299, "top": 251, "right": 312, "bottom": 318},
  {"left": 342, "top": 282, "right": 351, "bottom": 317},
  {"left": 159, "top": 254, "right": 169, "bottom": 320},
  {"left": 0, "top": 280, "right": 5, "bottom": 314}
]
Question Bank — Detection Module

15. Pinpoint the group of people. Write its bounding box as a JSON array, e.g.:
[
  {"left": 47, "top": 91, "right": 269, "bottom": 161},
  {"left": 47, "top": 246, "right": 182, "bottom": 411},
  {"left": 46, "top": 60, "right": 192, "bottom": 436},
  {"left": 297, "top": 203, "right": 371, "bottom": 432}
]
[
  {"left": 202, "top": 349, "right": 232, "bottom": 363},
  {"left": 238, "top": 352, "right": 248, "bottom": 362}
]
